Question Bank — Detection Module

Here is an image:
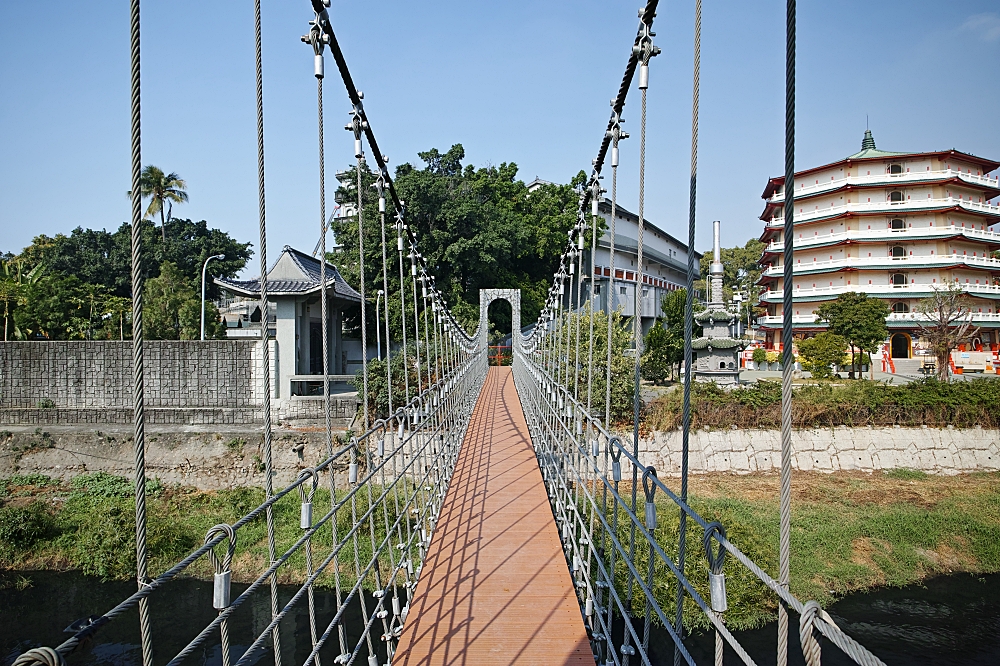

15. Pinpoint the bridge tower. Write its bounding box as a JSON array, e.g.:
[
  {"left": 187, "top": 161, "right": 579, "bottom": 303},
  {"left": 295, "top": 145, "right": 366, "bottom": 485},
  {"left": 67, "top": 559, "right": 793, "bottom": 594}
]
[{"left": 478, "top": 288, "right": 521, "bottom": 353}]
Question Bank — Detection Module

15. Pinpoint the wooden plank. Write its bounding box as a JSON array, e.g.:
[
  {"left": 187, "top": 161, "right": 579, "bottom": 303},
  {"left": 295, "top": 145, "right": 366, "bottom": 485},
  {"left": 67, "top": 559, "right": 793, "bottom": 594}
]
[{"left": 393, "top": 367, "right": 592, "bottom": 665}]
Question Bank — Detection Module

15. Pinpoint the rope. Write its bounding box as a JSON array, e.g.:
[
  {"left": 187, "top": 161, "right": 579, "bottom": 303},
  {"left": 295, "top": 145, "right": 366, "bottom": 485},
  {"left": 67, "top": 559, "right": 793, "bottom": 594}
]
[
  {"left": 604, "top": 123, "right": 619, "bottom": 430},
  {"left": 356, "top": 149, "right": 370, "bottom": 427},
  {"left": 13, "top": 648, "right": 66, "bottom": 666},
  {"left": 128, "top": 1, "right": 154, "bottom": 664},
  {"left": 676, "top": 1, "right": 700, "bottom": 663},
  {"left": 778, "top": 1, "right": 796, "bottom": 664},
  {"left": 312, "top": 33, "right": 349, "bottom": 659},
  {"left": 251, "top": 2, "right": 282, "bottom": 663},
  {"left": 397, "top": 218, "right": 411, "bottom": 402},
  {"left": 377, "top": 176, "right": 393, "bottom": 419},
  {"left": 799, "top": 601, "right": 822, "bottom": 666}
]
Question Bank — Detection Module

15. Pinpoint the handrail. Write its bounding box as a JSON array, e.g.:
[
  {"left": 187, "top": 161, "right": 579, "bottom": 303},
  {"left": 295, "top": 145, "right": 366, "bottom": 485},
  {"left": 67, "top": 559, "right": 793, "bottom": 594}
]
[
  {"left": 767, "top": 168, "right": 1000, "bottom": 204},
  {"left": 764, "top": 196, "right": 1000, "bottom": 227},
  {"left": 764, "top": 223, "right": 1000, "bottom": 251}
]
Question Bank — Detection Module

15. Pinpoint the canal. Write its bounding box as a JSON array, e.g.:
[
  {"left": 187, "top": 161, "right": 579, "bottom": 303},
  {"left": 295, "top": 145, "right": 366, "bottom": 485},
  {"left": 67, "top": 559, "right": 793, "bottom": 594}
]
[{"left": 2, "top": 571, "right": 998, "bottom": 665}]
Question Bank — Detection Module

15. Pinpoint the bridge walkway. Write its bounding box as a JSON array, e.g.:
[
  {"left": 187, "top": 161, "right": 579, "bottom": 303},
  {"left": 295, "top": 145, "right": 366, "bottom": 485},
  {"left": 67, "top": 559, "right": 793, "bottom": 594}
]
[{"left": 393, "top": 366, "right": 591, "bottom": 665}]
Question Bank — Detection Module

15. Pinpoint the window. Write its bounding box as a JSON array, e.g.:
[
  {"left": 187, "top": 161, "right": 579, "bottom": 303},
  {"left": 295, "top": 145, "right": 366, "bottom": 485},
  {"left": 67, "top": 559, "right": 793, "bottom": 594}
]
[
  {"left": 594, "top": 285, "right": 601, "bottom": 295},
  {"left": 889, "top": 191, "right": 904, "bottom": 203},
  {"left": 891, "top": 246, "right": 906, "bottom": 259},
  {"left": 889, "top": 163, "right": 903, "bottom": 174},
  {"left": 891, "top": 273, "right": 907, "bottom": 286},
  {"left": 890, "top": 218, "right": 905, "bottom": 230},
  {"left": 620, "top": 286, "right": 627, "bottom": 295},
  {"left": 892, "top": 302, "right": 909, "bottom": 313}
]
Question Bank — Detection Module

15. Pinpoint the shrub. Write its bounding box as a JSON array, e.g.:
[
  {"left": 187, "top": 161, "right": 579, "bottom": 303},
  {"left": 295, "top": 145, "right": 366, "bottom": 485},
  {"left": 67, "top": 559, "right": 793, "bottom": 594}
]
[
  {"left": 644, "top": 377, "right": 1000, "bottom": 430},
  {"left": 751, "top": 347, "right": 767, "bottom": 366},
  {"left": 798, "top": 333, "right": 847, "bottom": 379},
  {"left": 70, "top": 472, "right": 163, "bottom": 499},
  {"left": 36, "top": 398, "right": 55, "bottom": 409},
  {"left": 0, "top": 502, "right": 55, "bottom": 553}
]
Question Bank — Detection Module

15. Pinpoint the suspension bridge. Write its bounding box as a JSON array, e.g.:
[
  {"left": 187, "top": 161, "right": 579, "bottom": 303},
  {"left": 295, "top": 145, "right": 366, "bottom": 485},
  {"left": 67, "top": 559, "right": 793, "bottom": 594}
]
[{"left": 10, "top": 1, "right": 890, "bottom": 665}]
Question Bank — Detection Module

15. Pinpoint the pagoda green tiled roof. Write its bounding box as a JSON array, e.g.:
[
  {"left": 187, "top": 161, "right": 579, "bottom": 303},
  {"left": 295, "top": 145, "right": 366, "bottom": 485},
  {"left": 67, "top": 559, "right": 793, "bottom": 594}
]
[{"left": 844, "top": 129, "right": 907, "bottom": 161}]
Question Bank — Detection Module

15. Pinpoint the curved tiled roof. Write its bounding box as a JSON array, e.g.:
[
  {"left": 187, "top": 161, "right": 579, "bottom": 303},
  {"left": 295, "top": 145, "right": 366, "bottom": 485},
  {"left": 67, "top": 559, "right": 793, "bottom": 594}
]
[{"left": 216, "top": 246, "right": 362, "bottom": 302}]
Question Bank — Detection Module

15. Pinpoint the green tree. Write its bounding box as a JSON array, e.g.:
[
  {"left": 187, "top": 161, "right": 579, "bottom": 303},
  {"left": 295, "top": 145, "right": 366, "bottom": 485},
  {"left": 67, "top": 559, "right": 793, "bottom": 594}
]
[
  {"left": 916, "top": 282, "right": 980, "bottom": 382},
  {"left": 100, "top": 295, "right": 132, "bottom": 340},
  {"left": 1, "top": 257, "right": 45, "bottom": 341},
  {"left": 332, "top": 145, "right": 591, "bottom": 340},
  {"left": 641, "top": 320, "right": 671, "bottom": 385},
  {"left": 659, "top": 288, "right": 703, "bottom": 379},
  {"left": 129, "top": 166, "right": 188, "bottom": 242},
  {"left": 815, "top": 293, "right": 890, "bottom": 378},
  {"left": 797, "top": 332, "right": 848, "bottom": 379},
  {"left": 144, "top": 261, "right": 222, "bottom": 340},
  {"left": 699, "top": 237, "right": 764, "bottom": 322},
  {"left": 19, "top": 221, "right": 250, "bottom": 299},
  {"left": 13, "top": 272, "right": 91, "bottom": 339}
]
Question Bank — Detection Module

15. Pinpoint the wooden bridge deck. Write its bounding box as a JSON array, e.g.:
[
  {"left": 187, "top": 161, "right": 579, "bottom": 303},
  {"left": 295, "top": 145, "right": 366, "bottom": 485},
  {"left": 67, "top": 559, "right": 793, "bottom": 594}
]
[{"left": 393, "top": 366, "right": 592, "bottom": 665}]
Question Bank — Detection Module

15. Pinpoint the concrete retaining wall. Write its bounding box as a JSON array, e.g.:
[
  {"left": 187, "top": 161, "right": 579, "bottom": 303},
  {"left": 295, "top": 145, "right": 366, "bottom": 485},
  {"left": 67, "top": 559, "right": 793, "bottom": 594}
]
[
  {"left": 0, "top": 426, "right": 351, "bottom": 490},
  {"left": 0, "top": 341, "right": 357, "bottom": 426},
  {"left": 639, "top": 426, "right": 1000, "bottom": 476}
]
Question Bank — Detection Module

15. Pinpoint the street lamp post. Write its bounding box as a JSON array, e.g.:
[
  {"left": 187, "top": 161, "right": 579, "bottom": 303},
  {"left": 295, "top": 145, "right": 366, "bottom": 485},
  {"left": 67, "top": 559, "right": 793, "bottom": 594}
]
[
  {"left": 201, "top": 254, "right": 225, "bottom": 340},
  {"left": 375, "top": 289, "right": 384, "bottom": 360}
]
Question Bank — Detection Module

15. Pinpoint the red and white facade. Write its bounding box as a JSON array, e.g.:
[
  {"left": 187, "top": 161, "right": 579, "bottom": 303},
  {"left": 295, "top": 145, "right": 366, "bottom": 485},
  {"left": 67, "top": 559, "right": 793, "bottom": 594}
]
[{"left": 757, "top": 131, "right": 1000, "bottom": 359}]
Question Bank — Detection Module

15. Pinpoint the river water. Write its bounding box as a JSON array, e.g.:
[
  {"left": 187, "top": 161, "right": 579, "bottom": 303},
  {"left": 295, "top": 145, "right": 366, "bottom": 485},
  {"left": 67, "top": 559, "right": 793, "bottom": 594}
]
[{"left": 1, "top": 571, "right": 997, "bottom": 665}]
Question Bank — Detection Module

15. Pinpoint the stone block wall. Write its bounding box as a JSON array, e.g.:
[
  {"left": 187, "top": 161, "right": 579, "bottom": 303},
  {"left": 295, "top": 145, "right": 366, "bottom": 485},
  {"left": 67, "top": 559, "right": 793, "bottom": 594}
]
[
  {"left": 639, "top": 425, "right": 1000, "bottom": 476},
  {"left": 1, "top": 341, "right": 258, "bottom": 409}
]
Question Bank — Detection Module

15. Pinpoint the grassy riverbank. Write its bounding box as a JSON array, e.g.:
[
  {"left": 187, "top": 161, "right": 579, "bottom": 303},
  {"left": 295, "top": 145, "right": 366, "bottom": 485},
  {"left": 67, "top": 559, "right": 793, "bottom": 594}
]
[
  {"left": 2, "top": 470, "right": 998, "bottom": 630},
  {"left": 0, "top": 472, "right": 408, "bottom": 588},
  {"left": 644, "top": 378, "right": 1000, "bottom": 430},
  {"left": 627, "top": 469, "right": 1000, "bottom": 630}
]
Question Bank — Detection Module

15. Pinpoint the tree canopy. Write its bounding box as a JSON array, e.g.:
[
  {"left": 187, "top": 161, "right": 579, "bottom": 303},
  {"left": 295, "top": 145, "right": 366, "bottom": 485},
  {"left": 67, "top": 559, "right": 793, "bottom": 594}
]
[
  {"left": 815, "top": 292, "right": 890, "bottom": 377},
  {"left": 8, "top": 218, "right": 249, "bottom": 340},
  {"left": 331, "top": 144, "right": 589, "bottom": 339}
]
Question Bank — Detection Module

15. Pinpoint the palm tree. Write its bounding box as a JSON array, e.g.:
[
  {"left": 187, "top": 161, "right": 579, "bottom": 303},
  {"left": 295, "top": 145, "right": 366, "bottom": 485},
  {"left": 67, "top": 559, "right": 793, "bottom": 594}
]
[{"left": 127, "top": 166, "right": 188, "bottom": 242}]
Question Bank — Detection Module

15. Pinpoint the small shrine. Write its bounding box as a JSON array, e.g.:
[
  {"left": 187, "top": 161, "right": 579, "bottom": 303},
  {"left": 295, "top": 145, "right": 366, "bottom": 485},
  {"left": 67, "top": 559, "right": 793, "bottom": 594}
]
[{"left": 693, "top": 221, "right": 744, "bottom": 385}]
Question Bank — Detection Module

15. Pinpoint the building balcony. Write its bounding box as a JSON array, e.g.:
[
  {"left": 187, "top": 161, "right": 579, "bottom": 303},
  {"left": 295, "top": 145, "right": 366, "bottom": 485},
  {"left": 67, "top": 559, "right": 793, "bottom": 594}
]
[
  {"left": 758, "top": 282, "right": 1000, "bottom": 303},
  {"left": 763, "top": 224, "right": 1000, "bottom": 253},
  {"left": 763, "top": 197, "right": 1000, "bottom": 228},
  {"left": 762, "top": 253, "right": 1000, "bottom": 278},
  {"left": 767, "top": 168, "right": 1000, "bottom": 204},
  {"left": 757, "top": 311, "right": 1000, "bottom": 328}
]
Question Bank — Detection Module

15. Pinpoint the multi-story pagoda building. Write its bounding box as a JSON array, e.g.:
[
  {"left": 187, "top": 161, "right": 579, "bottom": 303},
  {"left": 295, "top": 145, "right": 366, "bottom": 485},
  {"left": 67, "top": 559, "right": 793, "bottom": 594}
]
[{"left": 757, "top": 130, "right": 1000, "bottom": 360}]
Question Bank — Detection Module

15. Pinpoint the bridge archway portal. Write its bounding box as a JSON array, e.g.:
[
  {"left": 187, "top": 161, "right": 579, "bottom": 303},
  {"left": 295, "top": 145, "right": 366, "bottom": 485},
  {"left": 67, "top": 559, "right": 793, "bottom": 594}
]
[{"left": 479, "top": 289, "right": 521, "bottom": 358}]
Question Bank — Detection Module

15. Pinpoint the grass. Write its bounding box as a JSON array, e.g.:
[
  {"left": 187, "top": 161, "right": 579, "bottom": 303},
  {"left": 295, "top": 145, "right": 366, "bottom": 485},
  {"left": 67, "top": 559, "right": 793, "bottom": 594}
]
[
  {"left": 3, "top": 470, "right": 998, "bottom": 633},
  {"left": 644, "top": 377, "right": 1000, "bottom": 429},
  {"left": 0, "top": 473, "right": 422, "bottom": 590},
  {"left": 594, "top": 470, "right": 1000, "bottom": 631}
]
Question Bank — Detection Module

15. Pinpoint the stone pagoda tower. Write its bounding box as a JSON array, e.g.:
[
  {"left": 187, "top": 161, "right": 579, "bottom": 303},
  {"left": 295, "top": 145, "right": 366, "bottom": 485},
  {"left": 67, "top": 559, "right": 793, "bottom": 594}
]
[{"left": 693, "top": 220, "right": 744, "bottom": 385}]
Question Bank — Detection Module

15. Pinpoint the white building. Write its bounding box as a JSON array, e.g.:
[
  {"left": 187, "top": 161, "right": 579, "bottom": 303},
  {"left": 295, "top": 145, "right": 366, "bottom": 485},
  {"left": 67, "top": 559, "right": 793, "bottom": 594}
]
[
  {"left": 217, "top": 246, "right": 362, "bottom": 406},
  {"left": 526, "top": 180, "right": 699, "bottom": 335},
  {"left": 757, "top": 130, "right": 1000, "bottom": 359}
]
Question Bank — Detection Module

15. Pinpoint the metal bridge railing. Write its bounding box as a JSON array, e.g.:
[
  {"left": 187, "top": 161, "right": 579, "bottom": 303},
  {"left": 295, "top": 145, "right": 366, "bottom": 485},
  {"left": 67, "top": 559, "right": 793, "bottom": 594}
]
[
  {"left": 14, "top": 352, "right": 486, "bottom": 666},
  {"left": 513, "top": 348, "right": 886, "bottom": 666}
]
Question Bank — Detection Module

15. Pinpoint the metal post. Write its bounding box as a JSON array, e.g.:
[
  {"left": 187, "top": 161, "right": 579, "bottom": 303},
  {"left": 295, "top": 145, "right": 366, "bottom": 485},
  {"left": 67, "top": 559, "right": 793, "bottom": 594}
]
[
  {"left": 201, "top": 254, "right": 225, "bottom": 340},
  {"left": 376, "top": 289, "right": 384, "bottom": 360}
]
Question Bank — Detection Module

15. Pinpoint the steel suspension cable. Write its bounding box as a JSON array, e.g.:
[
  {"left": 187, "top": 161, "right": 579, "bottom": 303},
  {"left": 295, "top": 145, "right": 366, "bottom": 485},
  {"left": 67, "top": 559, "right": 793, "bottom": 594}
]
[
  {"left": 410, "top": 253, "right": 423, "bottom": 394},
  {"left": 778, "top": 0, "right": 796, "bottom": 664},
  {"left": 307, "top": 25, "right": 350, "bottom": 658},
  {"left": 128, "top": 2, "right": 153, "bottom": 664},
  {"left": 396, "top": 217, "right": 411, "bottom": 402},
  {"left": 605, "top": 122, "right": 621, "bottom": 429},
  {"left": 376, "top": 177, "right": 393, "bottom": 419},
  {"left": 676, "top": 1, "right": 701, "bottom": 663},
  {"left": 252, "top": 2, "right": 282, "bottom": 662}
]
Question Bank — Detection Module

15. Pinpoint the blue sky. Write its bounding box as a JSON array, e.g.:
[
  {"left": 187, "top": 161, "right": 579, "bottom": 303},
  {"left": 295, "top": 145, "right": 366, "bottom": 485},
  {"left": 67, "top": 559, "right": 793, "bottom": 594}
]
[{"left": 2, "top": 1, "right": 999, "bottom": 271}]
